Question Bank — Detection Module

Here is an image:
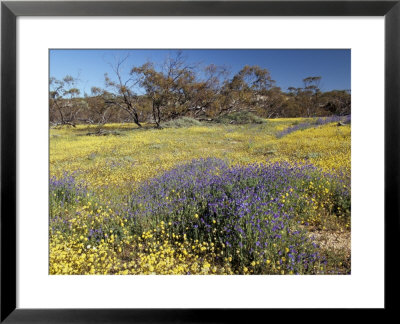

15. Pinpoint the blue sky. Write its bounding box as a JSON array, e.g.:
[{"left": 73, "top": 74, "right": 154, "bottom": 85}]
[{"left": 50, "top": 49, "right": 350, "bottom": 95}]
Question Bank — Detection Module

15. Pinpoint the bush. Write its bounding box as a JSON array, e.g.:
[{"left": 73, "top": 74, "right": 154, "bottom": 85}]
[
  {"left": 162, "top": 117, "right": 202, "bottom": 128},
  {"left": 214, "top": 111, "right": 264, "bottom": 124}
]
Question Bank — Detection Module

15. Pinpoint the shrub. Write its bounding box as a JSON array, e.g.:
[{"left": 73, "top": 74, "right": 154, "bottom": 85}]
[
  {"left": 214, "top": 112, "right": 264, "bottom": 124},
  {"left": 162, "top": 117, "right": 202, "bottom": 128}
]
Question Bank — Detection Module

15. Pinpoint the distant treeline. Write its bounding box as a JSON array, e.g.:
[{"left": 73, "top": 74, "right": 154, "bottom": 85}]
[{"left": 49, "top": 52, "right": 351, "bottom": 128}]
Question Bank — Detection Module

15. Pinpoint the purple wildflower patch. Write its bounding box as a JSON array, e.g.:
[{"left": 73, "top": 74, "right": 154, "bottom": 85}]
[
  {"left": 276, "top": 115, "right": 351, "bottom": 138},
  {"left": 129, "top": 158, "right": 350, "bottom": 274}
]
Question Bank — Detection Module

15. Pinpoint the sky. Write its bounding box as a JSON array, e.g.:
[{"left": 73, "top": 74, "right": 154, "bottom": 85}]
[{"left": 50, "top": 49, "right": 351, "bottom": 95}]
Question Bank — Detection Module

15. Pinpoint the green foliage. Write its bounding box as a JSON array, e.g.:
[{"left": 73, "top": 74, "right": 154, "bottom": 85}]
[
  {"left": 162, "top": 117, "right": 202, "bottom": 128},
  {"left": 214, "top": 112, "right": 265, "bottom": 124}
]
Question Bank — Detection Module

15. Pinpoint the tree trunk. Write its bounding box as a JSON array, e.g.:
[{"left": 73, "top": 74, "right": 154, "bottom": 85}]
[
  {"left": 133, "top": 114, "right": 142, "bottom": 128},
  {"left": 152, "top": 102, "right": 161, "bottom": 128}
]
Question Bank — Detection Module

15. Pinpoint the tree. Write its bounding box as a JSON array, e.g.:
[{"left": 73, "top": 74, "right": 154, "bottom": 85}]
[
  {"left": 302, "top": 76, "right": 322, "bottom": 117},
  {"left": 132, "top": 52, "right": 197, "bottom": 127},
  {"left": 257, "top": 86, "right": 286, "bottom": 118},
  {"left": 82, "top": 87, "right": 120, "bottom": 125},
  {"left": 182, "top": 64, "right": 228, "bottom": 118},
  {"left": 285, "top": 76, "right": 322, "bottom": 117},
  {"left": 321, "top": 90, "right": 351, "bottom": 116},
  {"left": 104, "top": 55, "right": 142, "bottom": 128},
  {"left": 49, "top": 75, "right": 85, "bottom": 126},
  {"left": 221, "top": 65, "right": 275, "bottom": 115},
  {"left": 50, "top": 58, "right": 348, "bottom": 125}
]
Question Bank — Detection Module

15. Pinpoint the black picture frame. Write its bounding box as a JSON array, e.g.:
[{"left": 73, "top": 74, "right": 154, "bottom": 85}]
[{"left": 1, "top": 1, "right": 399, "bottom": 322}]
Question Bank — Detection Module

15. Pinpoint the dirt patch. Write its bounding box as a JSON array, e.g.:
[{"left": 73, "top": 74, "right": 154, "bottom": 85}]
[
  {"left": 308, "top": 228, "right": 350, "bottom": 253},
  {"left": 305, "top": 227, "right": 351, "bottom": 274}
]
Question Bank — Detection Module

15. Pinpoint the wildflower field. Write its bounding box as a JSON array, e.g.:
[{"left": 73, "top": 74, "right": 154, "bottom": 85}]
[{"left": 49, "top": 117, "right": 351, "bottom": 275}]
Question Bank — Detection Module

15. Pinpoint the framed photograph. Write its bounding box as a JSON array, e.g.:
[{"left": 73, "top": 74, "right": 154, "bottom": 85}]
[{"left": 1, "top": 0, "right": 398, "bottom": 322}]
